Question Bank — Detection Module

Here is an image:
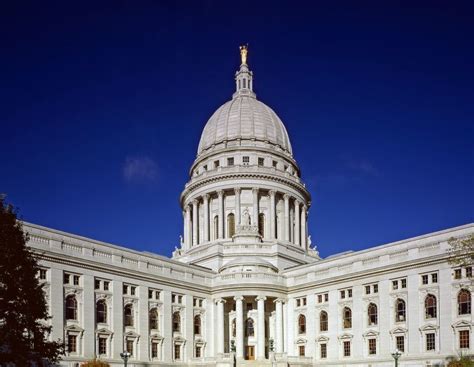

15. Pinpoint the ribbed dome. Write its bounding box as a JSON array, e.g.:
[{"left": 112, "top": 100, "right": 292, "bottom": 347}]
[{"left": 197, "top": 95, "right": 293, "bottom": 156}]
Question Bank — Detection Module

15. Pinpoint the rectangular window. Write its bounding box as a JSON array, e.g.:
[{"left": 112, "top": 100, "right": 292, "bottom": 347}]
[
  {"left": 68, "top": 335, "right": 77, "bottom": 353},
  {"left": 340, "top": 290, "right": 345, "bottom": 299},
  {"left": 242, "top": 156, "right": 250, "bottom": 165},
  {"left": 73, "top": 275, "right": 80, "bottom": 286},
  {"left": 455, "top": 269, "right": 462, "bottom": 279},
  {"left": 373, "top": 284, "right": 378, "bottom": 293},
  {"left": 258, "top": 157, "right": 264, "bottom": 166},
  {"left": 422, "top": 275, "right": 429, "bottom": 285},
  {"left": 318, "top": 294, "right": 322, "bottom": 303},
  {"left": 320, "top": 343, "right": 327, "bottom": 359},
  {"left": 214, "top": 160, "right": 220, "bottom": 168},
  {"left": 298, "top": 345, "right": 305, "bottom": 356},
  {"left": 103, "top": 281, "right": 109, "bottom": 291},
  {"left": 123, "top": 285, "right": 128, "bottom": 294},
  {"left": 195, "top": 346, "right": 202, "bottom": 358},
  {"left": 392, "top": 280, "right": 398, "bottom": 290},
  {"left": 126, "top": 340, "right": 134, "bottom": 356},
  {"left": 95, "top": 280, "right": 100, "bottom": 290},
  {"left": 156, "top": 291, "right": 161, "bottom": 300},
  {"left": 296, "top": 299, "right": 301, "bottom": 307},
  {"left": 152, "top": 342, "right": 158, "bottom": 358},
  {"left": 368, "top": 339, "right": 376, "bottom": 355},
  {"left": 98, "top": 337, "right": 107, "bottom": 355},
  {"left": 130, "top": 286, "right": 136, "bottom": 296},
  {"left": 426, "top": 333, "right": 435, "bottom": 351},
  {"left": 272, "top": 160, "right": 278, "bottom": 168},
  {"left": 396, "top": 336, "right": 405, "bottom": 352},
  {"left": 149, "top": 290, "right": 153, "bottom": 299},
  {"left": 365, "top": 285, "right": 371, "bottom": 295},
  {"left": 174, "top": 344, "right": 181, "bottom": 360},
  {"left": 178, "top": 295, "right": 183, "bottom": 303},
  {"left": 343, "top": 341, "right": 351, "bottom": 357},
  {"left": 431, "top": 273, "right": 438, "bottom": 283},
  {"left": 302, "top": 297, "right": 307, "bottom": 306},
  {"left": 467, "top": 267, "right": 473, "bottom": 278},
  {"left": 460, "top": 330, "right": 470, "bottom": 349},
  {"left": 39, "top": 269, "right": 47, "bottom": 280},
  {"left": 401, "top": 278, "right": 407, "bottom": 288},
  {"left": 227, "top": 157, "right": 234, "bottom": 166},
  {"left": 348, "top": 289, "right": 352, "bottom": 298},
  {"left": 325, "top": 293, "right": 329, "bottom": 302},
  {"left": 64, "top": 273, "right": 70, "bottom": 284}
]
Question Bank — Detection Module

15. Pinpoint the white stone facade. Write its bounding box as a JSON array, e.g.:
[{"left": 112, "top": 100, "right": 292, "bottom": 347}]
[{"left": 27, "top": 50, "right": 474, "bottom": 366}]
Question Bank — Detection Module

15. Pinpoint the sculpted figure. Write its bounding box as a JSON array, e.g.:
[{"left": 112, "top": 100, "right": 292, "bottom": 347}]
[{"left": 242, "top": 208, "right": 251, "bottom": 226}]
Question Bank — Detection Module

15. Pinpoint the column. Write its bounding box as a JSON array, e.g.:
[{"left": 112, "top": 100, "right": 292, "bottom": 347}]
[
  {"left": 192, "top": 199, "right": 199, "bottom": 246},
  {"left": 275, "top": 299, "right": 284, "bottom": 353},
  {"left": 216, "top": 298, "right": 226, "bottom": 354},
  {"left": 300, "top": 205, "right": 307, "bottom": 250},
  {"left": 203, "top": 194, "right": 210, "bottom": 242},
  {"left": 185, "top": 206, "right": 192, "bottom": 250},
  {"left": 217, "top": 191, "right": 224, "bottom": 239},
  {"left": 234, "top": 296, "right": 244, "bottom": 359},
  {"left": 182, "top": 210, "right": 186, "bottom": 249},
  {"left": 256, "top": 296, "right": 266, "bottom": 359},
  {"left": 284, "top": 194, "right": 290, "bottom": 242},
  {"left": 234, "top": 188, "right": 241, "bottom": 226},
  {"left": 252, "top": 188, "right": 259, "bottom": 226},
  {"left": 294, "top": 200, "right": 300, "bottom": 246},
  {"left": 269, "top": 190, "right": 276, "bottom": 239}
]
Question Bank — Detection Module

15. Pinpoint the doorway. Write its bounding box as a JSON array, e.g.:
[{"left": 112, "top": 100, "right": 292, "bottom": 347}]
[{"left": 245, "top": 346, "right": 255, "bottom": 360}]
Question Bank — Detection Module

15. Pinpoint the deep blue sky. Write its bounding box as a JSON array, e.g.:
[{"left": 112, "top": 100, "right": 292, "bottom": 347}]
[{"left": 1, "top": 1, "right": 473, "bottom": 258}]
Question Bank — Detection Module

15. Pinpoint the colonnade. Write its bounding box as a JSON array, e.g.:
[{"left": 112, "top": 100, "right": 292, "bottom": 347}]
[
  {"left": 215, "top": 296, "right": 285, "bottom": 360},
  {"left": 182, "top": 188, "right": 308, "bottom": 250}
]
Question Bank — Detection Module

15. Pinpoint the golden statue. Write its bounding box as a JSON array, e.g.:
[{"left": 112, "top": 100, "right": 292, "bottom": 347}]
[{"left": 240, "top": 44, "right": 248, "bottom": 65}]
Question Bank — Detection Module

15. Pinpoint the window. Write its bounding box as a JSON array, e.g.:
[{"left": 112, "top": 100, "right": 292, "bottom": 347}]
[
  {"left": 103, "top": 281, "right": 109, "bottom": 291},
  {"left": 245, "top": 318, "right": 254, "bottom": 337},
  {"left": 373, "top": 284, "right": 378, "bottom": 293},
  {"left": 65, "top": 295, "right": 77, "bottom": 320},
  {"left": 246, "top": 302, "right": 253, "bottom": 310},
  {"left": 340, "top": 290, "right": 345, "bottom": 299},
  {"left": 214, "top": 160, "right": 220, "bottom": 169},
  {"left": 174, "top": 344, "right": 181, "bottom": 360},
  {"left": 227, "top": 213, "right": 235, "bottom": 238},
  {"left": 149, "top": 308, "right": 159, "bottom": 330},
  {"left": 343, "top": 307, "right": 352, "bottom": 329},
  {"left": 39, "top": 269, "right": 47, "bottom": 280},
  {"left": 98, "top": 337, "right": 107, "bottom": 355},
  {"left": 258, "top": 213, "right": 265, "bottom": 237},
  {"left": 67, "top": 334, "right": 77, "bottom": 353},
  {"left": 426, "top": 333, "right": 435, "bottom": 351},
  {"left": 425, "top": 294, "right": 437, "bottom": 319},
  {"left": 343, "top": 341, "right": 351, "bottom": 357},
  {"left": 396, "top": 336, "right": 405, "bottom": 352},
  {"left": 213, "top": 216, "right": 219, "bottom": 239},
  {"left": 318, "top": 294, "right": 322, "bottom": 303},
  {"left": 152, "top": 342, "right": 159, "bottom": 358},
  {"left": 320, "top": 343, "right": 327, "bottom": 359},
  {"left": 348, "top": 289, "right": 352, "bottom": 298},
  {"left": 64, "top": 274, "right": 70, "bottom": 284},
  {"left": 95, "top": 280, "right": 100, "bottom": 290},
  {"left": 172, "top": 311, "right": 181, "bottom": 332},
  {"left": 368, "top": 303, "right": 378, "bottom": 325},
  {"left": 392, "top": 280, "right": 398, "bottom": 290},
  {"left": 272, "top": 160, "right": 277, "bottom": 168},
  {"left": 467, "top": 267, "right": 472, "bottom": 278},
  {"left": 365, "top": 286, "right": 371, "bottom": 295},
  {"left": 320, "top": 311, "right": 328, "bottom": 331},
  {"left": 124, "top": 304, "right": 133, "bottom": 327},
  {"left": 227, "top": 157, "right": 234, "bottom": 166},
  {"left": 395, "top": 299, "right": 406, "bottom": 322},
  {"left": 422, "top": 275, "right": 429, "bottom": 285},
  {"left": 258, "top": 157, "right": 264, "bottom": 166},
  {"left": 130, "top": 286, "right": 136, "bottom": 296},
  {"left": 431, "top": 273, "right": 438, "bottom": 283},
  {"left": 148, "top": 290, "right": 153, "bottom": 299},
  {"left": 459, "top": 330, "right": 470, "bottom": 349},
  {"left": 194, "top": 315, "right": 201, "bottom": 335},
  {"left": 298, "top": 314, "right": 306, "bottom": 334},
  {"left": 401, "top": 278, "right": 407, "bottom": 288},
  {"left": 299, "top": 345, "right": 305, "bottom": 356},
  {"left": 455, "top": 269, "right": 462, "bottom": 279},
  {"left": 96, "top": 300, "right": 107, "bottom": 324},
  {"left": 73, "top": 275, "right": 80, "bottom": 286},
  {"left": 203, "top": 165, "right": 207, "bottom": 171},
  {"left": 123, "top": 285, "right": 128, "bottom": 294},
  {"left": 126, "top": 340, "right": 134, "bottom": 356},
  {"left": 325, "top": 293, "right": 329, "bottom": 302},
  {"left": 195, "top": 345, "right": 202, "bottom": 358},
  {"left": 458, "top": 289, "right": 471, "bottom": 315},
  {"left": 242, "top": 156, "right": 250, "bottom": 165},
  {"left": 368, "top": 339, "right": 376, "bottom": 355}
]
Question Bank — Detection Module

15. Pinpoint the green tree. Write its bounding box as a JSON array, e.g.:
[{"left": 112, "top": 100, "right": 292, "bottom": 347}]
[
  {"left": 81, "top": 358, "right": 110, "bottom": 367},
  {"left": 448, "top": 234, "right": 474, "bottom": 266},
  {"left": 0, "top": 197, "right": 64, "bottom": 365}
]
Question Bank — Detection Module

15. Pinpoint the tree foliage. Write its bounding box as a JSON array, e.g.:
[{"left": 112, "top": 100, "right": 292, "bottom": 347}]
[
  {"left": 448, "top": 235, "right": 474, "bottom": 266},
  {"left": 447, "top": 355, "right": 474, "bottom": 367},
  {"left": 0, "top": 197, "right": 64, "bottom": 365},
  {"left": 81, "top": 358, "right": 110, "bottom": 367}
]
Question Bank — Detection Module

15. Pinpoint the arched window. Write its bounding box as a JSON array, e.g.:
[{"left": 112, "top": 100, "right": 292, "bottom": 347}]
[
  {"left": 298, "top": 314, "right": 306, "bottom": 334},
  {"left": 213, "top": 216, "right": 219, "bottom": 240},
  {"left": 65, "top": 295, "right": 77, "bottom": 320},
  {"left": 245, "top": 318, "right": 254, "bottom": 337},
  {"left": 96, "top": 299, "right": 107, "bottom": 324},
  {"left": 227, "top": 213, "right": 235, "bottom": 238},
  {"left": 343, "top": 307, "right": 352, "bottom": 329},
  {"left": 124, "top": 304, "right": 133, "bottom": 327},
  {"left": 458, "top": 289, "right": 471, "bottom": 315},
  {"left": 368, "top": 303, "right": 378, "bottom": 325},
  {"left": 149, "top": 308, "right": 159, "bottom": 330},
  {"left": 425, "top": 294, "right": 437, "bottom": 319},
  {"left": 258, "top": 213, "right": 265, "bottom": 237},
  {"left": 194, "top": 315, "right": 201, "bottom": 335},
  {"left": 395, "top": 299, "right": 406, "bottom": 322},
  {"left": 232, "top": 318, "right": 236, "bottom": 337},
  {"left": 172, "top": 311, "right": 181, "bottom": 332},
  {"left": 320, "top": 311, "right": 328, "bottom": 332}
]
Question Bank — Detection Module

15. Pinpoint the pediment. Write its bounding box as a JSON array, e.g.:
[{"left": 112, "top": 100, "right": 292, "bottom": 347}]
[
  {"left": 452, "top": 320, "right": 473, "bottom": 329},
  {"left": 295, "top": 337, "right": 307, "bottom": 344},
  {"left": 390, "top": 326, "right": 408, "bottom": 335},
  {"left": 316, "top": 335, "right": 329, "bottom": 342},
  {"left": 65, "top": 324, "right": 84, "bottom": 333},
  {"left": 363, "top": 330, "right": 379, "bottom": 338},
  {"left": 124, "top": 330, "right": 140, "bottom": 338},
  {"left": 419, "top": 323, "right": 439, "bottom": 332},
  {"left": 96, "top": 327, "right": 113, "bottom": 335},
  {"left": 150, "top": 333, "right": 163, "bottom": 341},
  {"left": 338, "top": 333, "right": 353, "bottom": 340}
]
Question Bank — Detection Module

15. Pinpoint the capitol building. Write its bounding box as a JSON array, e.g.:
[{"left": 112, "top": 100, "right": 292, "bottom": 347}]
[{"left": 27, "top": 47, "right": 473, "bottom": 367}]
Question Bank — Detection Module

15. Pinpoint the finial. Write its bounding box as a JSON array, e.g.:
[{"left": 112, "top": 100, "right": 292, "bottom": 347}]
[{"left": 239, "top": 44, "right": 248, "bottom": 65}]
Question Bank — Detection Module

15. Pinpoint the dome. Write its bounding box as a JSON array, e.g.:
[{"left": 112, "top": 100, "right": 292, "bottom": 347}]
[{"left": 197, "top": 95, "right": 293, "bottom": 156}]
